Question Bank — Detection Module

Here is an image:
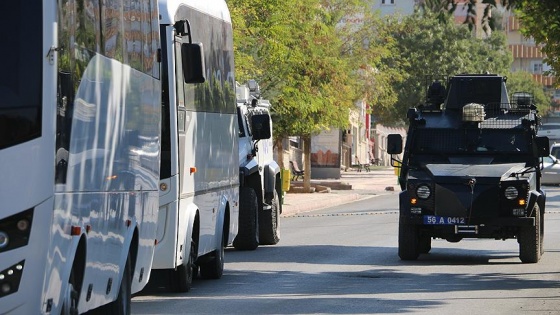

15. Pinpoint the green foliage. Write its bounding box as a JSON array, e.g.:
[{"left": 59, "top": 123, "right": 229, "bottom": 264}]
[
  {"left": 227, "top": 0, "right": 399, "bottom": 140},
  {"left": 514, "top": 1, "right": 560, "bottom": 80},
  {"left": 506, "top": 71, "right": 551, "bottom": 115},
  {"left": 383, "top": 12, "right": 512, "bottom": 122}
]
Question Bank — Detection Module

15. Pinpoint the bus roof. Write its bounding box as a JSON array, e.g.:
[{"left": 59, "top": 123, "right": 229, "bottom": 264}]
[{"left": 159, "top": 0, "right": 232, "bottom": 25}]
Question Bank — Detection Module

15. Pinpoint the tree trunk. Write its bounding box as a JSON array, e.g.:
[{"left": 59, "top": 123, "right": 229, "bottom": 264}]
[
  {"left": 302, "top": 135, "right": 312, "bottom": 193},
  {"left": 275, "top": 137, "right": 284, "bottom": 170}
]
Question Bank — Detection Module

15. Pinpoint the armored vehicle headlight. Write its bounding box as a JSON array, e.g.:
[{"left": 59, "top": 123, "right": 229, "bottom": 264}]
[
  {"left": 504, "top": 186, "right": 518, "bottom": 200},
  {"left": 416, "top": 185, "right": 431, "bottom": 199}
]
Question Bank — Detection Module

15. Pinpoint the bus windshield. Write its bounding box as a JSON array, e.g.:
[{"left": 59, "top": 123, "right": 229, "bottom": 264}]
[{"left": 0, "top": 1, "right": 42, "bottom": 149}]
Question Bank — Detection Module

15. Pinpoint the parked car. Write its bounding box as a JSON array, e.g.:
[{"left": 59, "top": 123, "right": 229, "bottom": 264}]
[
  {"left": 541, "top": 155, "right": 560, "bottom": 185},
  {"left": 551, "top": 143, "right": 560, "bottom": 159},
  {"left": 537, "top": 123, "right": 560, "bottom": 143}
]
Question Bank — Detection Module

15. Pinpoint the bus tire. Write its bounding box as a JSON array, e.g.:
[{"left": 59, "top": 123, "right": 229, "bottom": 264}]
[
  {"left": 200, "top": 231, "right": 225, "bottom": 279},
  {"left": 233, "top": 187, "right": 259, "bottom": 250},
  {"left": 171, "top": 239, "right": 197, "bottom": 292},
  {"left": 87, "top": 256, "right": 131, "bottom": 315},
  {"left": 61, "top": 264, "right": 80, "bottom": 315}
]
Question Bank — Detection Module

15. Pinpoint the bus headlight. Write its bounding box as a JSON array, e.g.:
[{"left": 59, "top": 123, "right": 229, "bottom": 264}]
[{"left": 0, "top": 209, "right": 33, "bottom": 253}]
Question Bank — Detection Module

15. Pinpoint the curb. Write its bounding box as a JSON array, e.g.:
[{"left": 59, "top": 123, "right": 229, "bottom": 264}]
[
  {"left": 281, "top": 193, "right": 366, "bottom": 216},
  {"left": 279, "top": 167, "right": 399, "bottom": 216}
]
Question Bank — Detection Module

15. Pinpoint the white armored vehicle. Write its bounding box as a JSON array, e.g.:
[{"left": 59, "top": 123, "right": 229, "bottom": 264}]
[{"left": 234, "top": 80, "right": 282, "bottom": 250}]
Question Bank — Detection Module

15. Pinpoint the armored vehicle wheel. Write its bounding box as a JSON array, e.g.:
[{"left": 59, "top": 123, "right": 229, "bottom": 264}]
[
  {"left": 540, "top": 207, "right": 545, "bottom": 256},
  {"left": 519, "top": 204, "right": 542, "bottom": 263},
  {"left": 419, "top": 235, "right": 431, "bottom": 254},
  {"left": 233, "top": 187, "right": 259, "bottom": 250},
  {"left": 398, "top": 221, "right": 420, "bottom": 260},
  {"left": 259, "top": 190, "right": 280, "bottom": 245}
]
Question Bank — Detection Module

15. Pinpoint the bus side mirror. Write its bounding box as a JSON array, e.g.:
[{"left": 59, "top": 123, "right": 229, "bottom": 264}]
[
  {"left": 181, "top": 43, "right": 206, "bottom": 84},
  {"left": 250, "top": 114, "right": 272, "bottom": 140},
  {"left": 387, "top": 134, "right": 403, "bottom": 154},
  {"left": 536, "top": 136, "right": 550, "bottom": 157}
]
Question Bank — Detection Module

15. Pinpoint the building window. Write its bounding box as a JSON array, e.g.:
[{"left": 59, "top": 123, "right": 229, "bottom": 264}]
[
  {"left": 289, "top": 136, "right": 301, "bottom": 149},
  {"left": 381, "top": 0, "right": 395, "bottom": 4},
  {"left": 533, "top": 62, "right": 543, "bottom": 74}
]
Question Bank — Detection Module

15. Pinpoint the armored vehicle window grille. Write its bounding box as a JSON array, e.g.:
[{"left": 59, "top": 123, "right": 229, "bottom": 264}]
[
  {"left": 480, "top": 103, "right": 538, "bottom": 130},
  {"left": 445, "top": 77, "right": 503, "bottom": 110},
  {"left": 414, "top": 130, "right": 462, "bottom": 153},
  {"left": 413, "top": 128, "right": 530, "bottom": 154}
]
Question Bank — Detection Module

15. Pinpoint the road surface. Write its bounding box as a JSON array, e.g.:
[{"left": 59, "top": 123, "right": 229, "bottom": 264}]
[{"left": 133, "top": 187, "right": 560, "bottom": 315}]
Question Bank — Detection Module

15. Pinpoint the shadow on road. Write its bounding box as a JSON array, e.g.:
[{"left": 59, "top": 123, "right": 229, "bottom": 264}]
[{"left": 135, "top": 244, "right": 560, "bottom": 315}]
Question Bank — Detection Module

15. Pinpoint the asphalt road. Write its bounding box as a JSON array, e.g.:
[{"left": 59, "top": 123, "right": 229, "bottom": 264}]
[{"left": 132, "top": 188, "right": 560, "bottom": 315}]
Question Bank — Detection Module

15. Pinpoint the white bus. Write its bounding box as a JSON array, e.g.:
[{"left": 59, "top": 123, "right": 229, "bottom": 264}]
[
  {"left": 152, "top": 0, "right": 239, "bottom": 292},
  {"left": 0, "top": 0, "right": 161, "bottom": 314}
]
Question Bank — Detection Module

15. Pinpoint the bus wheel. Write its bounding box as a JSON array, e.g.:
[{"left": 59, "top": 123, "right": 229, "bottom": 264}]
[
  {"left": 200, "top": 231, "right": 225, "bottom": 279},
  {"left": 61, "top": 267, "right": 80, "bottom": 315},
  {"left": 259, "top": 190, "right": 280, "bottom": 245},
  {"left": 88, "top": 256, "right": 131, "bottom": 314},
  {"left": 171, "top": 239, "right": 197, "bottom": 292}
]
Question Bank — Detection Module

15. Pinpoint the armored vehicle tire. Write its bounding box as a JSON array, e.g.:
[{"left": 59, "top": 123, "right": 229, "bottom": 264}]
[
  {"left": 519, "top": 204, "right": 542, "bottom": 263},
  {"left": 233, "top": 187, "right": 259, "bottom": 250},
  {"left": 540, "top": 209, "right": 545, "bottom": 256},
  {"left": 170, "top": 239, "right": 197, "bottom": 292},
  {"left": 398, "top": 221, "right": 420, "bottom": 260},
  {"left": 419, "top": 235, "right": 431, "bottom": 254},
  {"left": 200, "top": 231, "right": 225, "bottom": 279},
  {"left": 259, "top": 190, "right": 280, "bottom": 245}
]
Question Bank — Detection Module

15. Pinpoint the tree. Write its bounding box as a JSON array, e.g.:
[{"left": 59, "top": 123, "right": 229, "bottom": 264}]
[
  {"left": 514, "top": 1, "right": 560, "bottom": 80},
  {"left": 383, "top": 12, "right": 512, "bottom": 121},
  {"left": 337, "top": 7, "right": 403, "bottom": 126},
  {"left": 506, "top": 71, "right": 551, "bottom": 115},
  {"left": 270, "top": 0, "right": 357, "bottom": 192},
  {"left": 423, "top": 0, "right": 560, "bottom": 78},
  {"left": 228, "top": 0, "right": 353, "bottom": 191},
  {"left": 229, "top": 0, "right": 399, "bottom": 192}
]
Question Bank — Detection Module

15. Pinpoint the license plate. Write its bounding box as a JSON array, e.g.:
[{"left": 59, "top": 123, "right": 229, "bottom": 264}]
[{"left": 424, "top": 215, "right": 466, "bottom": 225}]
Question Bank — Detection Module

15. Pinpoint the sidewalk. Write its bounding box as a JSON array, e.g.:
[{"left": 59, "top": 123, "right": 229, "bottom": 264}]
[{"left": 281, "top": 166, "right": 400, "bottom": 216}]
